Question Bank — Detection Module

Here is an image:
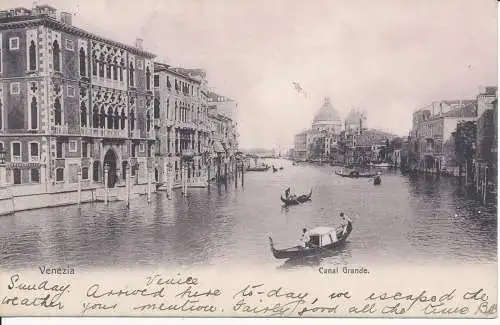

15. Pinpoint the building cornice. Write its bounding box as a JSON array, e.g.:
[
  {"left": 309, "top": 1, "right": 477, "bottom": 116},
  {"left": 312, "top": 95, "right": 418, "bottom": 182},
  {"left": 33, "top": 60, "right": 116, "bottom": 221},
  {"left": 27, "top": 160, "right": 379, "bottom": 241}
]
[{"left": 0, "top": 16, "right": 156, "bottom": 59}]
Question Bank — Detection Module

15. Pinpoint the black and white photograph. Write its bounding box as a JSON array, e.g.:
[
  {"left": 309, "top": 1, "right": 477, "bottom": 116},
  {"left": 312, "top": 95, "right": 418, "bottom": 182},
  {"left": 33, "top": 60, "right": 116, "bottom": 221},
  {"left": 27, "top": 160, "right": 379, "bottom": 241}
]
[{"left": 0, "top": 0, "right": 497, "bottom": 319}]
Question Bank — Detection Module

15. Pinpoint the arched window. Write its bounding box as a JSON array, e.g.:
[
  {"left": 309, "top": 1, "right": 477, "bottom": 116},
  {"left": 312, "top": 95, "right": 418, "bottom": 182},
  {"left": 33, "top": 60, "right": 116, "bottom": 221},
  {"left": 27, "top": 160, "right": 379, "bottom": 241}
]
[
  {"left": 166, "top": 99, "right": 169, "bottom": 120},
  {"left": 52, "top": 40, "right": 60, "bottom": 72},
  {"left": 92, "top": 53, "right": 97, "bottom": 76},
  {"left": 80, "top": 102, "right": 87, "bottom": 127},
  {"left": 122, "top": 161, "right": 128, "bottom": 180},
  {"left": 146, "top": 110, "right": 151, "bottom": 132},
  {"left": 106, "top": 55, "right": 111, "bottom": 79},
  {"left": 146, "top": 66, "right": 151, "bottom": 90},
  {"left": 99, "top": 53, "right": 105, "bottom": 77},
  {"left": 154, "top": 98, "right": 160, "bottom": 119},
  {"left": 93, "top": 161, "right": 100, "bottom": 182},
  {"left": 107, "top": 107, "right": 113, "bottom": 129},
  {"left": 129, "top": 62, "right": 135, "bottom": 87},
  {"left": 29, "top": 40, "right": 36, "bottom": 71},
  {"left": 81, "top": 167, "right": 89, "bottom": 180},
  {"left": 54, "top": 98, "right": 62, "bottom": 125},
  {"left": 119, "top": 58, "right": 124, "bottom": 82},
  {"left": 112, "top": 58, "right": 118, "bottom": 80},
  {"left": 120, "top": 108, "right": 126, "bottom": 129},
  {"left": 92, "top": 105, "right": 99, "bottom": 128},
  {"left": 99, "top": 106, "right": 106, "bottom": 128},
  {"left": 30, "top": 97, "right": 38, "bottom": 129},
  {"left": 79, "top": 48, "right": 86, "bottom": 76},
  {"left": 113, "top": 107, "right": 119, "bottom": 129},
  {"left": 130, "top": 109, "right": 135, "bottom": 130}
]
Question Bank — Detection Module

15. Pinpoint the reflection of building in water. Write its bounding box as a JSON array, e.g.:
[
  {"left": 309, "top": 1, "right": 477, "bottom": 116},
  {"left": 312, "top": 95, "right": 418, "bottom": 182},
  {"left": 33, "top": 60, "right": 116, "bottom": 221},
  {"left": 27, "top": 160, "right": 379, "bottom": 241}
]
[{"left": 0, "top": 5, "right": 155, "bottom": 214}]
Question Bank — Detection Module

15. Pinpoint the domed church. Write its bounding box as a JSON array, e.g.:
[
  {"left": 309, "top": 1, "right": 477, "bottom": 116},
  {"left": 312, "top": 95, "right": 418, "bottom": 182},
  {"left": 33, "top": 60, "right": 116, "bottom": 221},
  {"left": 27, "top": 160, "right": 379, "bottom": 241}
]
[{"left": 312, "top": 97, "right": 342, "bottom": 134}]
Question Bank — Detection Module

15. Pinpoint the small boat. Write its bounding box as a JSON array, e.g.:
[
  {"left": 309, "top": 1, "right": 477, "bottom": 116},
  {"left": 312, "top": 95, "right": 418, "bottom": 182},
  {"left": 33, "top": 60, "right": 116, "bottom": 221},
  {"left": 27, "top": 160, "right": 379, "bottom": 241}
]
[
  {"left": 370, "top": 162, "right": 391, "bottom": 168},
  {"left": 272, "top": 166, "right": 278, "bottom": 172},
  {"left": 269, "top": 221, "right": 353, "bottom": 259},
  {"left": 246, "top": 165, "right": 270, "bottom": 172},
  {"left": 373, "top": 175, "right": 382, "bottom": 185},
  {"left": 280, "top": 189, "right": 312, "bottom": 206},
  {"left": 335, "top": 170, "right": 376, "bottom": 178},
  {"left": 279, "top": 166, "right": 284, "bottom": 170}
]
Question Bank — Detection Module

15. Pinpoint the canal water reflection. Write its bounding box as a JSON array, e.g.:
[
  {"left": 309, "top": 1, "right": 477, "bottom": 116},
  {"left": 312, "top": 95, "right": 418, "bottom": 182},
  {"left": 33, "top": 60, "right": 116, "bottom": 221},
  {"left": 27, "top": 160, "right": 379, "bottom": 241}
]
[{"left": 0, "top": 159, "right": 496, "bottom": 271}]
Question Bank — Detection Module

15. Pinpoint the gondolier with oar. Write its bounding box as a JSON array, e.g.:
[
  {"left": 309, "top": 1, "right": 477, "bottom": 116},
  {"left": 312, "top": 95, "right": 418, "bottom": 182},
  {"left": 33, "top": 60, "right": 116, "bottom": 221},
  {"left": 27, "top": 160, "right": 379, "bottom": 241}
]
[
  {"left": 339, "top": 212, "right": 352, "bottom": 235},
  {"left": 300, "top": 228, "right": 311, "bottom": 248}
]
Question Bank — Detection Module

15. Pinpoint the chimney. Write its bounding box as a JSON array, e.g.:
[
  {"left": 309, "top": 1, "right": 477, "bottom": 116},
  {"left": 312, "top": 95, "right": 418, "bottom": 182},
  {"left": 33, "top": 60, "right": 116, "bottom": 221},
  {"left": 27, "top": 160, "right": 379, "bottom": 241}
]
[
  {"left": 135, "top": 38, "right": 143, "bottom": 50},
  {"left": 60, "top": 11, "right": 72, "bottom": 25}
]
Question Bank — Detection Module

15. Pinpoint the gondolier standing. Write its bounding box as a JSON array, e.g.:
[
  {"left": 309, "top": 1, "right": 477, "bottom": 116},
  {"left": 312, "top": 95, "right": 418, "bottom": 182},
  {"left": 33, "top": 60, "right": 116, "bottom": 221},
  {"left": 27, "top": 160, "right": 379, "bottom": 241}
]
[
  {"left": 339, "top": 212, "right": 351, "bottom": 235},
  {"left": 301, "top": 228, "right": 310, "bottom": 248}
]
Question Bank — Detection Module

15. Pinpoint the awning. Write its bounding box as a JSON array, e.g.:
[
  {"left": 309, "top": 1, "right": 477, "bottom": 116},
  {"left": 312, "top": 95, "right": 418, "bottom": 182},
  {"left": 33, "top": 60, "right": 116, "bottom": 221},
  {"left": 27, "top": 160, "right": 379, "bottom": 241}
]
[{"left": 213, "top": 140, "right": 225, "bottom": 153}]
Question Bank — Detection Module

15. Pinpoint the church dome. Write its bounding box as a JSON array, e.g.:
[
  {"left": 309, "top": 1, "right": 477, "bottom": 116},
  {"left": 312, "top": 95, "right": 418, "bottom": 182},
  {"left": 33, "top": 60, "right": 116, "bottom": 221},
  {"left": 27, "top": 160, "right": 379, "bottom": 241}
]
[{"left": 313, "top": 97, "right": 341, "bottom": 123}]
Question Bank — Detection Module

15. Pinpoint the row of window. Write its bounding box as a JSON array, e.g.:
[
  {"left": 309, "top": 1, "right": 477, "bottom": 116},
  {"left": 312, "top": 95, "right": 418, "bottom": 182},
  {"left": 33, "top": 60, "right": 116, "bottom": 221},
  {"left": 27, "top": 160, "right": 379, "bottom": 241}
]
[
  {"left": 8, "top": 82, "right": 75, "bottom": 97},
  {"left": 0, "top": 141, "right": 148, "bottom": 161},
  {"left": 4, "top": 36, "right": 74, "bottom": 52},
  {"left": 153, "top": 75, "right": 199, "bottom": 97}
]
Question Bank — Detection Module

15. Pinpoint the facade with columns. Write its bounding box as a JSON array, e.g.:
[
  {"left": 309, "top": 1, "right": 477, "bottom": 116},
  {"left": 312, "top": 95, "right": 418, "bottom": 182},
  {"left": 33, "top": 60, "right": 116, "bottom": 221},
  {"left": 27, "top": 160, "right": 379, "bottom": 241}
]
[
  {"left": 153, "top": 62, "right": 211, "bottom": 189},
  {"left": 0, "top": 5, "right": 156, "bottom": 197}
]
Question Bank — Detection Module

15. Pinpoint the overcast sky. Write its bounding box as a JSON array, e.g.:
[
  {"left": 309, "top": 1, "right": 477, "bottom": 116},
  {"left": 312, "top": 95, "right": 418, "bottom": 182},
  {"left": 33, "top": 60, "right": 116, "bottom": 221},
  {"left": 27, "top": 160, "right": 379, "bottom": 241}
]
[{"left": 5, "top": 0, "right": 498, "bottom": 149}]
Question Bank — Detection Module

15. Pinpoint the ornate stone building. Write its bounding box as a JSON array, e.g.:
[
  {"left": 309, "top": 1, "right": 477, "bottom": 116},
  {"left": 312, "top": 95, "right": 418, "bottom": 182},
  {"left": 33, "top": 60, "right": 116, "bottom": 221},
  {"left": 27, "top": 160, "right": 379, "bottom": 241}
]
[
  {"left": 153, "top": 62, "right": 211, "bottom": 190},
  {"left": 0, "top": 5, "right": 155, "bottom": 202}
]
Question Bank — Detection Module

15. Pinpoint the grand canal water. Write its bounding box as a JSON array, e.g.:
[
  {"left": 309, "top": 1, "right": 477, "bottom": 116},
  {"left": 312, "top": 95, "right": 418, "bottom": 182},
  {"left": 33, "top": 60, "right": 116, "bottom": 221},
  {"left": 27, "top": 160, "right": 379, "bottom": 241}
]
[{"left": 0, "top": 159, "right": 497, "bottom": 271}]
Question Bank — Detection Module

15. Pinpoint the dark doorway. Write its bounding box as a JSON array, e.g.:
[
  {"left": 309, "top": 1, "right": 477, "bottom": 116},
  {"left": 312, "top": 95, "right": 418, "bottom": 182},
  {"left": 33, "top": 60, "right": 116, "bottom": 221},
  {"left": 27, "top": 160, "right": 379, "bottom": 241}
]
[{"left": 103, "top": 149, "right": 118, "bottom": 188}]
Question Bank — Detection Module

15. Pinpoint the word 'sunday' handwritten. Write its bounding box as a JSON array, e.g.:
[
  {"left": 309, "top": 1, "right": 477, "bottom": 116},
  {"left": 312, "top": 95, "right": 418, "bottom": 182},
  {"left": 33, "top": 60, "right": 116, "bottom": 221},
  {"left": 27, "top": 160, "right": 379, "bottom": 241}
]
[{"left": 1, "top": 273, "right": 497, "bottom": 317}]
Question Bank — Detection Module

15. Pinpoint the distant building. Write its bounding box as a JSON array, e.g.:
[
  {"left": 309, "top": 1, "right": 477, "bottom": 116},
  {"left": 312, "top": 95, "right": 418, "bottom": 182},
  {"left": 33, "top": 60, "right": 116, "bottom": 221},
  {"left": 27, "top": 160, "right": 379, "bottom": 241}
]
[
  {"left": 409, "top": 99, "right": 477, "bottom": 174},
  {"left": 344, "top": 108, "right": 366, "bottom": 134},
  {"left": 207, "top": 91, "right": 239, "bottom": 182},
  {"left": 293, "top": 130, "right": 308, "bottom": 161},
  {"left": 312, "top": 97, "right": 342, "bottom": 133}
]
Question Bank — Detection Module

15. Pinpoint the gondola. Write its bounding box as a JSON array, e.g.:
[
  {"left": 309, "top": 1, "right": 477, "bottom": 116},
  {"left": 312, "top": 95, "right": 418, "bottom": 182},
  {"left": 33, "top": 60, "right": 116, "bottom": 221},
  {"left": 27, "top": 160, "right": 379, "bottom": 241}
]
[
  {"left": 279, "top": 166, "right": 284, "bottom": 170},
  {"left": 335, "top": 170, "right": 377, "bottom": 178},
  {"left": 246, "top": 166, "right": 270, "bottom": 172},
  {"left": 272, "top": 166, "right": 278, "bottom": 172},
  {"left": 280, "top": 190, "right": 312, "bottom": 206},
  {"left": 373, "top": 175, "right": 382, "bottom": 185},
  {"left": 269, "top": 221, "right": 353, "bottom": 259}
]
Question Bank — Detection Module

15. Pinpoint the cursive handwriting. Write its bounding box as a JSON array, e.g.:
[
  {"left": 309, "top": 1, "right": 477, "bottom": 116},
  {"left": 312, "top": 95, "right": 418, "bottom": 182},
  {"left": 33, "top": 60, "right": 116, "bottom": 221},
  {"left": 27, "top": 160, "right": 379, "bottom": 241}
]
[
  {"left": 2, "top": 274, "right": 71, "bottom": 310},
  {"left": 86, "top": 283, "right": 166, "bottom": 299},
  {"left": 132, "top": 299, "right": 218, "bottom": 313}
]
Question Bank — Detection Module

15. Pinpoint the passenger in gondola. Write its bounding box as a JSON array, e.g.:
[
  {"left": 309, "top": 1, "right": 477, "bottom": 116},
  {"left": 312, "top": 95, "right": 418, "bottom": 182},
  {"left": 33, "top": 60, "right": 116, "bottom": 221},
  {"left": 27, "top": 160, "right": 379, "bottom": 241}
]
[{"left": 300, "top": 228, "right": 311, "bottom": 248}]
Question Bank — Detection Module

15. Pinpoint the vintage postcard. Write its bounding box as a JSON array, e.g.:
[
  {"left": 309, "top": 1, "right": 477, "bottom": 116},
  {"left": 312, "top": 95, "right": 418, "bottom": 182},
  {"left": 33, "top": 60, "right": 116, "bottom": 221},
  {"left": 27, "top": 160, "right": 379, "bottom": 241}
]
[{"left": 0, "top": 0, "right": 498, "bottom": 319}]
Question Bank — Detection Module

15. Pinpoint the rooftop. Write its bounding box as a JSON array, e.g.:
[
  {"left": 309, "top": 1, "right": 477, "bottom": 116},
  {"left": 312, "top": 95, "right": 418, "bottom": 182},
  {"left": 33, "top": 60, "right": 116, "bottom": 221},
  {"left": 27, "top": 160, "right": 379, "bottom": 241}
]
[
  {"left": 0, "top": 5, "right": 155, "bottom": 58},
  {"left": 313, "top": 97, "right": 341, "bottom": 123}
]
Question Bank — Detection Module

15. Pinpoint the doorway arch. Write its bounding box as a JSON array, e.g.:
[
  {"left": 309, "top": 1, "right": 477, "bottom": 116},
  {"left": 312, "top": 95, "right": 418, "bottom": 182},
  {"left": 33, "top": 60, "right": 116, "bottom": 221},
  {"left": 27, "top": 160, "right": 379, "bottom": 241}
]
[{"left": 103, "top": 149, "right": 118, "bottom": 188}]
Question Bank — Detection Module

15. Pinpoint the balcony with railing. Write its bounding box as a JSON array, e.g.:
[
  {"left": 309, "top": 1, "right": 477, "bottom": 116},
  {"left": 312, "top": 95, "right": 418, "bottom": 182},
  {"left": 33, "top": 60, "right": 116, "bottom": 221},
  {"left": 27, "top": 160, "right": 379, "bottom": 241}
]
[
  {"left": 11, "top": 156, "right": 22, "bottom": 163},
  {"left": 53, "top": 124, "right": 69, "bottom": 135},
  {"left": 29, "top": 156, "right": 40, "bottom": 162},
  {"left": 131, "top": 129, "right": 141, "bottom": 139},
  {"left": 81, "top": 127, "right": 127, "bottom": 138}
]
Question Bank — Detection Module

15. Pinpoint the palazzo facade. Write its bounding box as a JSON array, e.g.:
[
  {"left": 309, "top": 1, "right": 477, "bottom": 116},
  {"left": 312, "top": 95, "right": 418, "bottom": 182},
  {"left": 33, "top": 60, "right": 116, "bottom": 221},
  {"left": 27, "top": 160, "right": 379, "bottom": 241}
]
[{"left": 0, "top": 5, "right": 156, "bottom": 196}]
